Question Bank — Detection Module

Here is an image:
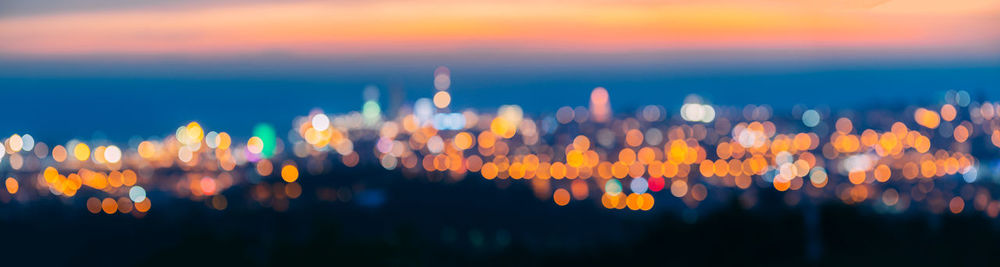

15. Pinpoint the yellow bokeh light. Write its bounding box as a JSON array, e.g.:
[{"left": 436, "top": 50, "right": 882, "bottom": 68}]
[
  {"left": 490, "top": 117, "right": 517, "bottom": 139},
  {"left": 256, "top": 159, "right": 274, "bottom": 176},
  {"left": 122, "top": 169, "right": 138, "bottom": 186},
  {"left": 5, "top": 177, "right": 18, "bottom": 194},
  {"left": 670, "top": 180, "right": 688, "bottom": 197},
  {"left": 874, "top": 164, "right": 891, "bottom": 182},
  {"left": 914, "top": 108, "right": 941, "bottom": 129},
  {"left": 940, "top": 104, "right": 957, "bottom": 121},
  {"left": 835, "top": 118, "right": 853, "bottom": 133},
  {"left": 433, "top": 91, "right": 451, "bottom": 109},
  {"left": 52, "top": 145, "right": 67, "bottom": 162},
  {"left": 73, "top": 143, "right": 91, "bottom": 161},
  {"left": 454, "top": 132, "right": 474, "bottom": 150},
  {"left": 950, "top": 197, "right": 965, "bottom": 214},
  {"left": 101, "top": 198, "right": 118, "bottom": 214},
  {"left": 281, "top": 164, "right": 299, "bottom": 183},
  {"left": 553, "top": 188, "right": 570, "bottom": 206},
  {"left": 248, "top": 137, "right": 264, "bottom": 154},
  {"left": 625, "top": 129, "right": 643, "bottom": 147},
  {"left": 8, "top": 134, "right": 23, "bottom": 152},
  {"left": 566, "top": 150, "right": 584, "bottom": 167},
  {"left": 137, "top": 141, "right": 156, "bottom": 159},
  {"left": 217, "top": 132, "right": 232, "bottom": 150},
  {"left": 135, "top": 198, "right": 152, "bottom": 213},
  {"left": 954, "top": 125, "right": 969, "bottom": 143},
  {"left": 572, "top": 136, "right": 590, "bottom": 151},
  {"left": 186, "top": 122, "right": 205, "bottom": 143}
]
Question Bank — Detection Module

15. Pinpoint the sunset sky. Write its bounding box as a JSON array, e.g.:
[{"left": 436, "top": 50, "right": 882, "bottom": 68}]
[
  {"left": 1, "top": 0, "right": 998, "bottom": 58},
  {"left": 1, "top": 0, "right": 998, "bottom": 141}
]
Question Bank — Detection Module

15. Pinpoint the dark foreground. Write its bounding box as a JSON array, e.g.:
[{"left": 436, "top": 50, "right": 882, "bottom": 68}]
[{"left": 2, "top": 167, "right": 999, "bottom": 266}]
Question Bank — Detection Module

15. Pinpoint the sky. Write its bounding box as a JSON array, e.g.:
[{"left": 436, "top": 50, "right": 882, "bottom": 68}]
[
  {"left": 0, "top": 0, "right": 998, "bottom": 57},
  {"left": 0, "top": 0, "right": 998, "bottom": 142}
]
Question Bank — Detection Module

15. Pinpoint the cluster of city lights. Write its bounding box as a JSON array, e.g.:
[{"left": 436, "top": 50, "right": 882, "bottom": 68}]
[{"left": 1, "top": 68, "right": 998, "bottom": 219}]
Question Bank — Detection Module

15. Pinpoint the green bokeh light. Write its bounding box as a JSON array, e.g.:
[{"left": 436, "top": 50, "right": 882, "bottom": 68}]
[{"left": 253, "top": 123, "right": 277, "bottom": 158}]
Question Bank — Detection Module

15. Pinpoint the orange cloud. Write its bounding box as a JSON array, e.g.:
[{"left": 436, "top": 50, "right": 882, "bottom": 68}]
[{"left": 0, "top": 0, "right": 996, "bottom": 57}]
